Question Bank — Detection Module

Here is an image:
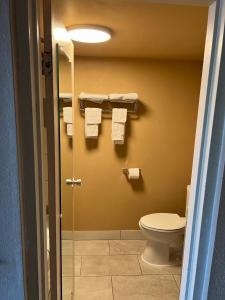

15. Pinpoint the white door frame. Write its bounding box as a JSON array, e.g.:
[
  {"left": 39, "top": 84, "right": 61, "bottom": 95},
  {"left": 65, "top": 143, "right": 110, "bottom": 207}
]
[
  {"left": 16, "top": 0, "right": 225, "bottom": 298},
  {"left": 180, "top": 0, "right": 225, "bottom": 299}
]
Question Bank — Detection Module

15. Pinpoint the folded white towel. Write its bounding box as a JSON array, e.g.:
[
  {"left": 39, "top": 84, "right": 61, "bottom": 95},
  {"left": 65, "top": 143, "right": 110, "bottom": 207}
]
[
  {"left": 79, "top": 92, "right": 108, "bottom": 103},
  {"left": 123, "top": 93, "right": 138, "bottom": 101},
  {"left": 63, "top": 107, "right": 72, "bottom": 123},
  {"left": 112, "top": 108, "right": 127, "bottom": 123},
  {"left": 109, "top": 93, "right": 124, "bottom": 101},
  {"left": 109, "top": 93, "right": 138, "bottom": 103},
  {"left": 112, "top": 122, "right": 125, "bottom": 144},
  {"left": 85, "top": 124, "right": 98, "bottom": 139},
  {"left": 111, "top": 108, "right": 127, "bottom": 144},
  {"left": 67, "top": 124, "right": 73, "bottom": 137},
  {"left": 85, "top": 108, "right": 102, "bottom": 124}
]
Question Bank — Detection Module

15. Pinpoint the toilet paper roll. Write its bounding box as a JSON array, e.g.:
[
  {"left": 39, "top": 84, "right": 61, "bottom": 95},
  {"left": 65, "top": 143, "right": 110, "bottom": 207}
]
[{"left": 128, "top": 168, "right": 140, "bottom": 180}]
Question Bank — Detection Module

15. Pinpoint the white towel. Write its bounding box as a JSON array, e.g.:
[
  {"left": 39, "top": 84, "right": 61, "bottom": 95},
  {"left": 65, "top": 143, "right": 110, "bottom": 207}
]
[
  {"left": 112, "top": 108, "right": 127, "bottom": 144},
  {"left": 79, "top": 92, "right": 108, "bottom": 103},
  {"left": 123, "top": 93, "right": 138, "bottom": 101},
  {"left": 63, "top": 107, "right": 72, "bottom": 123},
  {"left": 85, "top": 124, "right": 98, "bottom": 139},
  {"left": 112, "top": 108, "right": 127, "bottom": 123},
  {"left": 67, "top": 124, "right": 73, "bottom": 137},
  {"left": 85, "top": 108, "right": 102, "bottom": 124},
  {"left": 109, "top": 93, "right": 138, "bottom": 103},
  {"left": 109, "top": 93, "right": 124, "bottom": 101},
  {"left": 112, "top": 123, "right": 125, "bottom": 142}
]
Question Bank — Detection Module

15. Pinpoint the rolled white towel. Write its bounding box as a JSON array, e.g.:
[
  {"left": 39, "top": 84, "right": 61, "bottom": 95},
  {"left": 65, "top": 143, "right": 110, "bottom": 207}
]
[
  {"left": 109, "top": 93, "right": 138, "bottom": 103},
  {"left": 79, "top": 92, "right": 108, "bottom": 103},
  {"left": 123, "top": 93, "right": 138, "bottom": 101},
  {"left": 109, "top": 93, "right": 124, "bottom": 101}
]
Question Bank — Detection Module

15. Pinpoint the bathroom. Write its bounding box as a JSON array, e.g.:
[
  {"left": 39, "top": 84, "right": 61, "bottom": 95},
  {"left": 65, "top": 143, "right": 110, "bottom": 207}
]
[{"left": 54, "top": 0, "right": 208, "bottom": 299}]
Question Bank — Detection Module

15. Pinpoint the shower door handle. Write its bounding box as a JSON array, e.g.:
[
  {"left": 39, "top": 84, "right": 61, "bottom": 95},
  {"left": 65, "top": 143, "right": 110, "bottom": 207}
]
[{"left": 66, "top": 178, "right": 82, "bottom": 187}]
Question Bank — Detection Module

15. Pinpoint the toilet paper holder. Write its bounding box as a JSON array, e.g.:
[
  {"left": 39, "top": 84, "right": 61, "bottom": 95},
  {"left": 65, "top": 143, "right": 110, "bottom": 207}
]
[
  {"left": 122, "top": 168, "right": 129, "bottom": 175},
  {"left": 122, "top": 168, "right": 141, "bottom": 176}
]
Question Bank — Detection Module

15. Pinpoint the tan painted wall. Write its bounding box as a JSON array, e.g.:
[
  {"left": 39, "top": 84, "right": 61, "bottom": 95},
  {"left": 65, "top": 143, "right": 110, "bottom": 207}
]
[{"left": 60, "top": 56, "right": 202, "bottom": 231}]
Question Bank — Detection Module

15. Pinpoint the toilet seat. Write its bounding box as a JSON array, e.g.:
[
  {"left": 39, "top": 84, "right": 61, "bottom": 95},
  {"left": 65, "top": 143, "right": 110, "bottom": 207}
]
[{"left": 140, "top": 213, "right": 186, "bottom": 232}]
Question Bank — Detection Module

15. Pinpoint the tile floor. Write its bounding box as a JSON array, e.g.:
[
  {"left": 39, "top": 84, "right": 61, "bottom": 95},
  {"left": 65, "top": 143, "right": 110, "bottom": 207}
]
[{"left": 62, "top": 240, "right": 181, "bottom": 300}]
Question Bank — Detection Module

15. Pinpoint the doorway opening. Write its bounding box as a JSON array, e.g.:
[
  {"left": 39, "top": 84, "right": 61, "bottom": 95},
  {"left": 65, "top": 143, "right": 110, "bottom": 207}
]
[{"left": 53, "top": 1, "right": 209, "bottom": 299}]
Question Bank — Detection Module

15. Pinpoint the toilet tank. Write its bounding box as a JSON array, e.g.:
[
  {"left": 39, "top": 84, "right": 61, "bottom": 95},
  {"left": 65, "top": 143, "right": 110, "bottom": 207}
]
[{"left": 186, "top": 185, "right": 191, "bottom": 217}]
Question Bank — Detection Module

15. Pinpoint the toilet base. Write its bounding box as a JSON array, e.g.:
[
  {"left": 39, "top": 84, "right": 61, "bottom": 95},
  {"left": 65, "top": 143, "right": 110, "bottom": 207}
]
[{"left": 142, "top": 240, "right": 181, "bottom": 266}]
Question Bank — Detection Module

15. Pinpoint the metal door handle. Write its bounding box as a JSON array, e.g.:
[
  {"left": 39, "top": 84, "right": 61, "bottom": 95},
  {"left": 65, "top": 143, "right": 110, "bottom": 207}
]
[{"left": 66, "top": 178, "right": 82, "bottom": 187}]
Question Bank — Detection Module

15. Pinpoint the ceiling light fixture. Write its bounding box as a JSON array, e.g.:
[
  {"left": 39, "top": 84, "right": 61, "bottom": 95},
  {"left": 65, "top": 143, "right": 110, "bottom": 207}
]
[{"left": 67, "top": 25, "right": 112, "bottom": 43}]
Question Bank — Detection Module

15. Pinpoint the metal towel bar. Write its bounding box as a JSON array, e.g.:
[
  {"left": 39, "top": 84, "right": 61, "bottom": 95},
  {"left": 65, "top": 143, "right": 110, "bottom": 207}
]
[{"left": 79, "top": 98, "right": 138, "bottom": 114}]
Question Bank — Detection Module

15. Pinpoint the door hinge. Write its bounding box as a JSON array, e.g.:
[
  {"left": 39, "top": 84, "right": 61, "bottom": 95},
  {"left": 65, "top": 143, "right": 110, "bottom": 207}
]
[{"left": 42, "top": 51, "right": 52, "bottom": 76}]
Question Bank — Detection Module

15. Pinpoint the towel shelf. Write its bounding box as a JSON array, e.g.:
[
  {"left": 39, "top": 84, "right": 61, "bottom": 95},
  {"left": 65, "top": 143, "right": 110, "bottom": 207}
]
[
  {"left": 59, "top": 93, "right": 72, "bottom": 103},
  {"left": 79, "top": 98, "right": 138, "bottom": 114}
]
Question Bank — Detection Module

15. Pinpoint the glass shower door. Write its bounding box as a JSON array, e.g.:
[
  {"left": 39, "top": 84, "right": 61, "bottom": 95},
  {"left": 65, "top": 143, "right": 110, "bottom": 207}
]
[{"left": 56, "top": 42, "right": 75, "bottom": 299}]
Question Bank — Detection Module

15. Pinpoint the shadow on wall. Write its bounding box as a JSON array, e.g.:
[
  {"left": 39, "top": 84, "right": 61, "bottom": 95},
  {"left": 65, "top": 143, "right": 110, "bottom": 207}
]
[
  {"left": 68, "top": 137, "right": 72, "bottom": 148},
  {"left": 124, "top": 173, "right": 145, "bottom": 193},
  {"left": 115, "top": 101, "right": 149, "bottom": 158},
  {"left": 85, "top": 138, "right": 98, "bottom": 150},
  {"left": 85, "top": 126, "right": 102, "bottom": 150}
]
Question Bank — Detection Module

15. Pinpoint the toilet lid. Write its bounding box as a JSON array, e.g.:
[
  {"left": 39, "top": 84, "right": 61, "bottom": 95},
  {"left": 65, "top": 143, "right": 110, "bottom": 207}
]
[{"left": 140, "top": 213, "right": 186, "bottom": 231}]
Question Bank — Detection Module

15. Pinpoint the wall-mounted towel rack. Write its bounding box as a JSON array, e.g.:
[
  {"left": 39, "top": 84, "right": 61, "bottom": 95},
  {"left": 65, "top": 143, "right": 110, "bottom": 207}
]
[
  {"left": 79, "top": 99, "right": 138, "bottom": 114},
  {"left": 59, "top": 93, "right": 72, "bottom": 103},
  {"left": 59, "top": 93, "right": 72, "bottom": 117}
]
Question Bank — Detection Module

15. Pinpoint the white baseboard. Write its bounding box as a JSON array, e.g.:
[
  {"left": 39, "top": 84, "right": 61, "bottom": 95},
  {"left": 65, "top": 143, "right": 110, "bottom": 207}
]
[{"left": 61, "top": 230, "right": 145, "bottom": 240}]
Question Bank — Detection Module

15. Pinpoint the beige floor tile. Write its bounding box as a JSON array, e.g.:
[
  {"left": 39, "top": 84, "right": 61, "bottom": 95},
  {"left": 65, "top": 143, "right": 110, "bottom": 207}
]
[
  {"left": 62, "top": 255, "right": 81, "bottom": 276},
  {"left": 74, "top": 276, "right": 113, "bottom": 300},
  {"left": 62, "top": 240, "right": 73, "bottom": 255},
  {"left": 81, "top": 255, "right": 141, "bottom": 276},
  {"left": 173, "top": 275, "right": 181, "bottom": 288},
  {"left": 62, "top": 277, "right": 73, "bottom": 300},
  {"left": 74, "top": 240, "right": 109, "bottom": 255},
  {"left": 139, "top": 256, "right": 182, "bottom": 275},
  {"left": 109, "top": 240, "right": 146, "bottom": 255},
  {"left": 112, "top": 275, "right": 179, "bottom": 300}
]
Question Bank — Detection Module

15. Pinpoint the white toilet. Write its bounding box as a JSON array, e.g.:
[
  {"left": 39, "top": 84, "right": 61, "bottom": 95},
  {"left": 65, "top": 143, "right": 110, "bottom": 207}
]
[{"left": 139, "top": 185, "right": 190, "bottom": 266}]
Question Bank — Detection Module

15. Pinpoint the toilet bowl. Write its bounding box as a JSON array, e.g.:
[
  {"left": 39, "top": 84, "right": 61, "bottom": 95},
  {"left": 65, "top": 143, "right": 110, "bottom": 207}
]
[
  {"left": 139, "top": 213, "right": 186, "bottom": 266},
  {"left": 139, "top": 185, "right": 190, "bottom": 266}
]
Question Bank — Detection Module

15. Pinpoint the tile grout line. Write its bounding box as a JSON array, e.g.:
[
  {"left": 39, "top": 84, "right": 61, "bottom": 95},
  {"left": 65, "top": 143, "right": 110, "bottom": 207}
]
[
  {"left": 172, "top": 274, "right": 180, "bottom": 290},
  {"left": 63, "top": 240, "right": 181, "bottom": 298},
  {"left": 110, "top": 276, "right": 115, "bottom": 300},
  {"left": 108, "top": 239, "right": 110, "bottom": 256},
  {"left": 137, "top": 254, "right": 143, "bottom": 275},
  {"left": 80, "top": 255, "right": 83, "bottom": 276},
  {"left": 66, "top": 274, "right": 178, "bottom": 278}
]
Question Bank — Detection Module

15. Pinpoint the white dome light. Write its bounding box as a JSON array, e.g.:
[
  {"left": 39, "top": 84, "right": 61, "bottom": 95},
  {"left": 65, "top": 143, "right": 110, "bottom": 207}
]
[{"left": 67, "top": 25, "right": 112, "bottom": 43}]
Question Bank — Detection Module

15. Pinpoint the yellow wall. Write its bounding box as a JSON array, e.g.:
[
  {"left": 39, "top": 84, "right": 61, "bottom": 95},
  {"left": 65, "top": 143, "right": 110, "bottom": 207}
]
[{"left": 60, "top": 56, "right": 202, "bottom": 231}]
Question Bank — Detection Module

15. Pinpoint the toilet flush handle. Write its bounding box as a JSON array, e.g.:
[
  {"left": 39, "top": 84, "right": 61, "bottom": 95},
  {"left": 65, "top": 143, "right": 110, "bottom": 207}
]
[{"left": 66, "top": 178, "right": 82, "bottom": 187}]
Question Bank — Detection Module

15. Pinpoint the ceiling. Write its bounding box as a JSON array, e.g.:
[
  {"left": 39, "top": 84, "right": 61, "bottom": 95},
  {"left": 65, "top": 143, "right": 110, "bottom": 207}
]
[{"left": 54, "top": 0, "right": 208, "bottom": 60}]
